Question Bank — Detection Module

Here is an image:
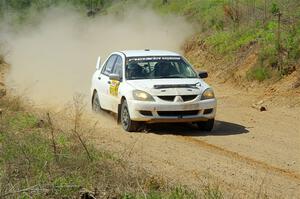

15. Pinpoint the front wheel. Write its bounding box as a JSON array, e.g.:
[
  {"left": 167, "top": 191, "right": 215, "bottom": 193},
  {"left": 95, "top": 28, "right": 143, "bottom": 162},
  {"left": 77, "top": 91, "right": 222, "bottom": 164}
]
[
  {"left": 196, "top": 119, "right": 215, "bottom": 132},
  {"left": 121, "top": 100, "right": 140, "bottom": 132}
]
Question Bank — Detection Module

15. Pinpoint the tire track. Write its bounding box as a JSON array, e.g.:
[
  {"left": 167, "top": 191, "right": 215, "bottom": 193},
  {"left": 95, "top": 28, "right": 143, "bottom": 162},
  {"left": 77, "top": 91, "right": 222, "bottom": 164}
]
[{"left": 176, "top": 136, "right": 300, "bottom": 181}]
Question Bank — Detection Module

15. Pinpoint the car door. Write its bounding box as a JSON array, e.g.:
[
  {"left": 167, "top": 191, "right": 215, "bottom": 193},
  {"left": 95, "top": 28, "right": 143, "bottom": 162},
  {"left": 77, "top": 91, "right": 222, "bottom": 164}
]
[
  {"left": 97, "top": 54, "right": 117, "bottom": 110},
  {"left": 108, "top": 55, "right": 124, "bottom": 112}
]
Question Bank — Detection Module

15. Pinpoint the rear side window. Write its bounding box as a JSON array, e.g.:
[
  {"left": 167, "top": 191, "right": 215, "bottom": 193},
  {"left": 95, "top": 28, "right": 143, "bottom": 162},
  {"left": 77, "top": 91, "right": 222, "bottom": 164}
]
[
  {"left": 102, "top": 55, "right": 117, "bottom": 76},
  {"left": 112, "top": 56, "right": 123, "bottom": 78}
]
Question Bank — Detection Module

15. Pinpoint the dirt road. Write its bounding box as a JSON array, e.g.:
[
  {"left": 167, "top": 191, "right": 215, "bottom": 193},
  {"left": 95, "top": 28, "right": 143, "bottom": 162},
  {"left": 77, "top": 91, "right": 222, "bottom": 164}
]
[
  {"left": 88, "top": 80, "right": 300, "bottom": 198},
  {"left": 2, "top": 57, "right": 299, "bottom": 197}
]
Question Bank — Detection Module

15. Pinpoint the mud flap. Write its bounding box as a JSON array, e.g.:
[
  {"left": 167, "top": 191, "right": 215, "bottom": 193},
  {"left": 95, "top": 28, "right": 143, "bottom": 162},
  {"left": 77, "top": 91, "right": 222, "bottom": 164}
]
[{"left": 117, "top": 104, "right": 121, "bottom": 124}]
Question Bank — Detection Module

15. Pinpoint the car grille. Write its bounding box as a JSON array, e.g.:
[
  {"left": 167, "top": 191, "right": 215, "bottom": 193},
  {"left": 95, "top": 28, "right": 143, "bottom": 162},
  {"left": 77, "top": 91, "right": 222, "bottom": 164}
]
[
  {"left": 181, "top": 95, "right": 198, "bottom": 101},
  {"left": 157, "top": 110, "right": 199, "bottom": 117},
  {"left": 157, "top": 96, "right": 175, "bottom": 101},
  {"left": 157, "top": 95, "right": 198, "bottom": 102}
]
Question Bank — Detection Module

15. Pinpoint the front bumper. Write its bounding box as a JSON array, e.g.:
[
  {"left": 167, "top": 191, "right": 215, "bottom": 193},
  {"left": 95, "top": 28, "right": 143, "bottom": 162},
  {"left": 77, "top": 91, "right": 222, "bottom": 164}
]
[{"left": 127, "top": 98, "right": 217, "bottom": 123}]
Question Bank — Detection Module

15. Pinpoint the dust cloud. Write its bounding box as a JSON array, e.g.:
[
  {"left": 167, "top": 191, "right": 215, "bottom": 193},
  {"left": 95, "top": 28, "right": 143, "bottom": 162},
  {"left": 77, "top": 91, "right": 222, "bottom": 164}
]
[{"left": 1, "top": 7, "right": 194, "bottom": 106}]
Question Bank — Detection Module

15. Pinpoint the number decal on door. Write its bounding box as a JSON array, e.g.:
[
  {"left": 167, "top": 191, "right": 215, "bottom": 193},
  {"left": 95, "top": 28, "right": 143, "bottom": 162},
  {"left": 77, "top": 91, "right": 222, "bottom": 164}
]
[{"left": 109, "top": 80, "right": 120, "bottom": 97}]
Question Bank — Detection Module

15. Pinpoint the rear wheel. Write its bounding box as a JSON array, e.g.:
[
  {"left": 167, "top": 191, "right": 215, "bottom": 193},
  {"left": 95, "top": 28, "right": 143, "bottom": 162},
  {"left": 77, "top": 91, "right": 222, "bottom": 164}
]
[
  {"left": 92, "top": 92, "right": 102, "bottom": 112},
  {"left": 196, "top": 119, "right": 214, "bottom": 132},
  {"left": 121, "top": 100, "right": 140, "bottom": 132}
]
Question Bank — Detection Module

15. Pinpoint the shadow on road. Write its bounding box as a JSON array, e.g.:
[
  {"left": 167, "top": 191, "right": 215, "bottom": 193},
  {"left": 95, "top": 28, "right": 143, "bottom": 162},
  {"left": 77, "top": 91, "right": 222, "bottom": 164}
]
[
  {"left": 95, "top": 111, "right": 249, "bottom": 136},
  {"left": 146, "top": 120, "right": 249, "bottom": 136}
]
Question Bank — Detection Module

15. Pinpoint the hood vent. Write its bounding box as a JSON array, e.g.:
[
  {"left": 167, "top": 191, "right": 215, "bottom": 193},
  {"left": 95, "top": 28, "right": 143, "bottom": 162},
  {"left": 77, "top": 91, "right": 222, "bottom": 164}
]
[{"left": 154, "top": 84, "right": 198, "bottom": 89}]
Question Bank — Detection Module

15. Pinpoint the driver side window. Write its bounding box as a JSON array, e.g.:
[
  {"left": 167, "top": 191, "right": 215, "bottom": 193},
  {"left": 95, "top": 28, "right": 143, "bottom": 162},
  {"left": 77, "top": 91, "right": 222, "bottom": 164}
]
[
  {"left": 101, "top": 55, "right": 117, "bottom": 76},
  {"left": 112, "top": 56, "right": 123, "bottom": 79}
]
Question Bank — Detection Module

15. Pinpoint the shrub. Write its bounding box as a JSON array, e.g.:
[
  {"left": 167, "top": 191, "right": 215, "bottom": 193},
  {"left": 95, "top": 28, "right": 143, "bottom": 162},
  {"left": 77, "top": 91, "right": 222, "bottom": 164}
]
[
  {"left": 246, "top": 66, "right": 272, "bottom": 82},
  {"left": 0, "top": 55, "right": 3, "bottom": 65},
  {"left": 205, "top": 28, "right": 257, "bottom": 55},
  {"left": 285, "top": 25, "right": 300, "bottom": 60},
  {"left": 258, "top": 45, "right": 278, "bottom": 68}
]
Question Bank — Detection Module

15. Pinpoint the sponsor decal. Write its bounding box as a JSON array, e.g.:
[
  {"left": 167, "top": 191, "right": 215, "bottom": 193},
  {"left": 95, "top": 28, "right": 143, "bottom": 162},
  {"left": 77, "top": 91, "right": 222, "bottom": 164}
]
[
  {"left": 109, "top": 80, "right": 120, "bottom": 97},
  {"left": 128, "top": 56, "right": 181, "bottom": 62}
]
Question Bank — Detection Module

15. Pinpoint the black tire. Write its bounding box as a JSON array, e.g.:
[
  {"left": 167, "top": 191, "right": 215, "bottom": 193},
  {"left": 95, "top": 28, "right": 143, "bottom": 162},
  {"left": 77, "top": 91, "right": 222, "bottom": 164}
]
[
  {"left": 197, "top": 119, "right": 215, "bottom": 131},
  {"left": 92, "top": 92, "right": 102, "bottom": 112},
  {"left": 121, "top": 100, "right": 139, "bottom": 132}
]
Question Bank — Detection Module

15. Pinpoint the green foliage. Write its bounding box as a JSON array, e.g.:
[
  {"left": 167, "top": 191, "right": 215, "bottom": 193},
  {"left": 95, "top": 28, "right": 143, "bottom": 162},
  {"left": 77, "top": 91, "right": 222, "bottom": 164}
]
[
  {"left": 0, "top": 110, "right": 112, "bottom": 197},
  {"left": 246, "top": 66, "right": 272, "bottom": 82},
  {"left": 0, "top": 0, "right": 109, "bottom": 11},
  {"left": 8, "top": 112, "right": 38, "bottom": 130},
  {"left": 258, "top": 45, "right": 278, "bottom": 67},
  {"left": 205, "top": 28, "right": 257, "bottom": 55},
  {"left": 285, "top": 25, "right": 300, "bottom": 60},
  {"left": 271, "top": 3, "right": 280, "bottom": 15},
  {"left": 154, "top": 0, "right": 300, "bottom": 81},
  {"left": 168, "top": 186, "right": 197, "bottom": 199},
  {"left": 153, "top": 0, "right": 299, "bottom": 70},
  {"left": 0, "top": 0, "right": 113, "bottom": 24},
  {"left": 121, "top": 186, "right": 198, "bottom": 199},
  {"left": 202, "top": 185, "right": 223, "bottom": 199},
  {"left": 153, "top": 0, "right": 224, "bottom": 30}
]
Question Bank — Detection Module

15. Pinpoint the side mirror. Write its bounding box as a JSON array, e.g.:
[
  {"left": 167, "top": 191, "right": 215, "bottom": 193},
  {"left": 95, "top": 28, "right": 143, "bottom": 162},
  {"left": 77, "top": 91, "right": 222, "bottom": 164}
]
[
  {"left": 109, "top": 74, "right": 121, "bottom": 81},
  {"left": 199, "top": 71, "right": 208, "bottom": 79},
  {"left": 96, "top": 56, "right": 101, "bottom": 70}
]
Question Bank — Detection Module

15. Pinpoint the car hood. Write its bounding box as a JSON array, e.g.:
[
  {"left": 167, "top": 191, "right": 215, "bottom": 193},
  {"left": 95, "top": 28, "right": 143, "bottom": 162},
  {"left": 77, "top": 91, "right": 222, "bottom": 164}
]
[{"left": 126, "top": 78, "right": 210, "bottom": 96}]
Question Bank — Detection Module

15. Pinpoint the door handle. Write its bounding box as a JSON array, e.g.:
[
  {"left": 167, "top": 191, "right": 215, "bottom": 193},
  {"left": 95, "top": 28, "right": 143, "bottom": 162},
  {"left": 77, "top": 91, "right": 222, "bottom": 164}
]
[
  {"left": 98, "top": 77, "right": 101, "bottom": 80},
  {"left": 107, "top": 81, "right": 111, "bottom": 84}
]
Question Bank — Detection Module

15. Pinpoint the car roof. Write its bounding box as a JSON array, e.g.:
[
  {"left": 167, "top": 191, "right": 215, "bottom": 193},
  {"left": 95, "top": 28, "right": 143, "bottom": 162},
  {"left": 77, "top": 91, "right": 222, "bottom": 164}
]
[{"left": 119, "top": 50, "right": 180, "bottom": 57}]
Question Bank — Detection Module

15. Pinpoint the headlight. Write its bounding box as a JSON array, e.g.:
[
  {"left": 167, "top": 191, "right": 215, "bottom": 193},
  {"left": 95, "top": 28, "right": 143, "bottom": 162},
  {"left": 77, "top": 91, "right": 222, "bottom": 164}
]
[
  {"left": 133, "top": 90, "right": 155, "bottom": 101},
  {"left": 201, "top": 88, "right": 215, "bottom": 100}
]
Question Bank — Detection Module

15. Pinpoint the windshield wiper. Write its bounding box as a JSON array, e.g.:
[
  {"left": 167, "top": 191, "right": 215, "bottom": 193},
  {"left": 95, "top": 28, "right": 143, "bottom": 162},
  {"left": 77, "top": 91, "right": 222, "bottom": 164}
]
[
  {"left": 129, "top": 77, "right": 147, "bottom": 80},
  {"left": 159, "top": 75, "right": 184, "bottom": 78}
]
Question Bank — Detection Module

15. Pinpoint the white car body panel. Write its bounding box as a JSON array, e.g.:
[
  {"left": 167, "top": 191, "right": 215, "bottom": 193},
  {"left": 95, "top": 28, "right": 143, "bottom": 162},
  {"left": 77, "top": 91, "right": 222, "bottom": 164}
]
[{"left": 91, "top": 50, "right": 217, "bottom": 123}]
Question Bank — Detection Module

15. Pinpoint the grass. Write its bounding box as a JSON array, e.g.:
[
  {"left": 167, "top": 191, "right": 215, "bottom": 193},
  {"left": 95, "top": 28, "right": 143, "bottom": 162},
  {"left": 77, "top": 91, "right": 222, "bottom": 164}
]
[
  {"left": 0, "top": 93, "right": 224, "bottom": 198},
  {"left": 0, "top": 110, "right": 115, "bottom": 198},
  {"left": 122, "top": 186, "right": 198, "bottom": 199},
  {"left": 246, "top": 66, "right": 272, "bottom": 82},
  {"left": 205, "top": 28, "right": 258, "bottom": 55}
]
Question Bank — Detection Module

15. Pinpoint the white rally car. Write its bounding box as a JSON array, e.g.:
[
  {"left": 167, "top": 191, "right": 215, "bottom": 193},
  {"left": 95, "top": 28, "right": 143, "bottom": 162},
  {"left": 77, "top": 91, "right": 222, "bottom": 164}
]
[{"left": 91, "top": 50, "right": 217, "bottom": 132}]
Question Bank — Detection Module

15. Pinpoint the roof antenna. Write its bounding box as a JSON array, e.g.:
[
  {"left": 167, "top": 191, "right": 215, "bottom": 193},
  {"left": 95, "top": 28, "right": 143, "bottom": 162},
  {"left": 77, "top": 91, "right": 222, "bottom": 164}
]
[{"left": 145, "top": 49, "right": 150, "bottom": 51}]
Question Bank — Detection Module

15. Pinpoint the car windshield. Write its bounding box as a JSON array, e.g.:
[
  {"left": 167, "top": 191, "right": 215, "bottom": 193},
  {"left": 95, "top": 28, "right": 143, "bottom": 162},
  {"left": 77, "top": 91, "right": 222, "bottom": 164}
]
[{"left": 125, "top": 56, "right": 198, "bottom": 80}]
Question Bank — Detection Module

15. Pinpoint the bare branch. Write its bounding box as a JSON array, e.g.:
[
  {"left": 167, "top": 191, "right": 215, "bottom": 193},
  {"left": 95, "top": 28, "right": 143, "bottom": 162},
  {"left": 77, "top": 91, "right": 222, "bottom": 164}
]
[{"left": 46, "top": 112, "right": 59, "bottom": 163}]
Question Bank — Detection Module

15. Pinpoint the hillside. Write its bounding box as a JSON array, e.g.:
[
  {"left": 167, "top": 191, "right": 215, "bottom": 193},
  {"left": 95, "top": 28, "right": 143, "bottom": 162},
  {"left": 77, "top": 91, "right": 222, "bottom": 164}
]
[
  {"left": 1, "top": 0, "right": 299, "bottom": 87},
  {"left": 156, "top": 0, "right": 300, "bottom": 105}
]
